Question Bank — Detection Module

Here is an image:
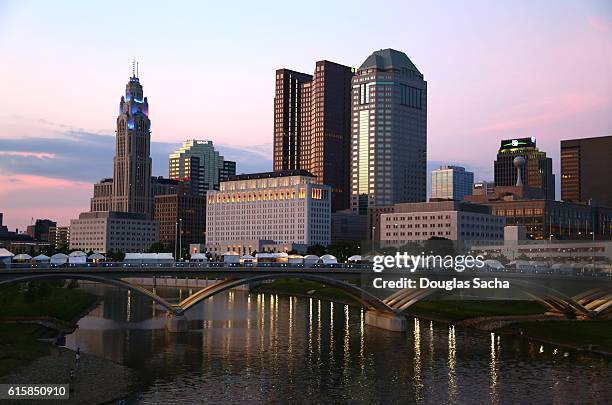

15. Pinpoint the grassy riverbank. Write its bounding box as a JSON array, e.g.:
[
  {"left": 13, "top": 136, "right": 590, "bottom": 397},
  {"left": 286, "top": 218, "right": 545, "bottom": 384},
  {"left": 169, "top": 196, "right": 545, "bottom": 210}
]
[
  {"left": 497, "top": 320, "right": 612, "bottom": 353},
  {"left": 0, "top": 283, "right": 97, "bottom": 321},
  {"left": 0, "top": 282, "right": 97, "bottom": 377}
]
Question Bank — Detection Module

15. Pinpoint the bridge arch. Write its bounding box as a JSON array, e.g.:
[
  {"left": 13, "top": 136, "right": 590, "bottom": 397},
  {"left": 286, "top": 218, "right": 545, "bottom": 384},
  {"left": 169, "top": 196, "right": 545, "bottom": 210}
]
[
  {"left": 383, "top": 278, "right": 599, "bottom": 318},
  {"left": 0, "top": 273, "right": 178, "bottom": 314},
  {"left": 177, "top": 273, "right": 393, "bottom": 314}
]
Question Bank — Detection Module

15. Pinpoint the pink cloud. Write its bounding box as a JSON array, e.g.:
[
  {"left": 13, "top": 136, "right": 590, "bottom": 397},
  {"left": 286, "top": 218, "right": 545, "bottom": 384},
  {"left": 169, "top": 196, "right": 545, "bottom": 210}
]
[
  {"left": 0, "top": 151, "right": 55, "bottom": 159},
  {"left": 0, "top": 174, "right": 91, "bottom": 230}
]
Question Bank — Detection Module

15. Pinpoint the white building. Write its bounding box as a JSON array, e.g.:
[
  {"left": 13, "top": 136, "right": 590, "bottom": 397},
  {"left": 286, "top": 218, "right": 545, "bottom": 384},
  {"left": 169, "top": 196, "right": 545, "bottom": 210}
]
[
  {"left": 206, "top": 170, "right": 331, "bottom": 255},
  {"left": 380, "top": 201, "right": 505, "bottom": 247},
  {"left": 70, "top": 211, "right": 159, "bottom": 253}
]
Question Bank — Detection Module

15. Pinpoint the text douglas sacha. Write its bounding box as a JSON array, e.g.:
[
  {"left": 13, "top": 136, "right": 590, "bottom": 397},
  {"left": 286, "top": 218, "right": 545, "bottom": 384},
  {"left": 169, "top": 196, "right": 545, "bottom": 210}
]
[{"left": 373, "top": 277, "right": 510, "bottom": 291}]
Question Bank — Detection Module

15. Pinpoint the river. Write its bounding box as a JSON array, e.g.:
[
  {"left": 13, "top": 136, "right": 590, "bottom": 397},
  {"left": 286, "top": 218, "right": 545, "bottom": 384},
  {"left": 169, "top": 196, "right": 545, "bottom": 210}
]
[{"left": 65, "top": 284, "right": 611, "bottom": 404}]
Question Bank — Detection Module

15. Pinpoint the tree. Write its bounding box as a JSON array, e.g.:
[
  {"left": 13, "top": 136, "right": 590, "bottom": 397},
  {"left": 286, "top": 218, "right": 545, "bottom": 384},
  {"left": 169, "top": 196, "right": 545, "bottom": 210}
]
[
  {"left": 307, "top": 244, "right": 327, "bottom": 257},
  {"left": 148, "top": 243, "right": 166, "bottom": 253}
]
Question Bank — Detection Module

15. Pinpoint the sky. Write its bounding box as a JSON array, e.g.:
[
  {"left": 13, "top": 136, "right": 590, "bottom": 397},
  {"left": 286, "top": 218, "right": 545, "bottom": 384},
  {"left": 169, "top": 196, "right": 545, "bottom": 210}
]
[{"left": 0, "top": 0, "right": 611, "bottom": 231}]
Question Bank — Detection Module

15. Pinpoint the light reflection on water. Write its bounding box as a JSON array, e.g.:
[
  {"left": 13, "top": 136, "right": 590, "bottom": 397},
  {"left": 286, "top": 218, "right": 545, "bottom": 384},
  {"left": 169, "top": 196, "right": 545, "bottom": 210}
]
[{"left": 65, "top": 285, "right": 612, "bottom": 404}]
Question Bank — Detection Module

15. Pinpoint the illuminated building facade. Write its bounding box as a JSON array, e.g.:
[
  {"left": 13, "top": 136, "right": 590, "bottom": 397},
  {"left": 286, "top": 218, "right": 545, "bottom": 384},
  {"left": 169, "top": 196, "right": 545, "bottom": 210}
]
[
  {"left": 169, "top": 139, "right": 236, "bottom": 195},
  {"left": 273, "top": 61, "right": 354, "bottom": 211},
  {"left": 110, "top": 71, "right": 153, "bottom": 216},
  {"left": 431, "top": 166, "right": 474, "bottom": 201},
  {"left": 206, "top": 170, "right": 331, "bottom": 254},
  {"left": 350, "top": 49, "right": 427, "bottom": 215},
  {"left": 494, "top": 137, "right": 554, "bottom": 200}
]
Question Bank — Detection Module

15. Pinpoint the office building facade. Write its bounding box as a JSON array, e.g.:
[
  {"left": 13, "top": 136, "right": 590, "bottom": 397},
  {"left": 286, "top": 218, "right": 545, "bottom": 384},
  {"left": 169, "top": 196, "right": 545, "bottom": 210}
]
[
  {"left": 274, "top": 61, "right": 354, "bottom": 211},
  {"left": 48, "top": 226, "right": 70, "bottom": 249},
  {"left": 494, "top": 137, "right": 554, "bottom": 200},
  {"left": 154, "top": 193, "right": 206, "bottom": 249},
  {"left": 206, "top": 170, "right": 331, "bottom": 255},
  {"left": 26, "top": 219, "right": 57, "bottom": 241},
  {"left": 379, "top": 201, "right": 505, "bottom": 246},
  {"left": 431, "top": 166, "right": 474, "bottom": 201},
  {"left": 350, "top": 49, "right": 427, "bottom": 214},
  {"left": 169, "top": 139, "right": 236, "bottom": 195},
  {"left": 70, "top": 211, "right": 159, "bottom": 253},
  {"left": 561, "top": 135, "right": 612, "bottom": 207}
]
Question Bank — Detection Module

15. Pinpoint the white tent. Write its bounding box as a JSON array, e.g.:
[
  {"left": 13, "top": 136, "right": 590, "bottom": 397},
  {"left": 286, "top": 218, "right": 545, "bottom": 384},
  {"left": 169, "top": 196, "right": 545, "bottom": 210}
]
[
  {"left": 223, "top": 252, "right": 240, "bottom": 264},
  {"left": 347, "top": 255, "right": 362, "bottom": 263},
  {"left": 240, "top": 254, "right": 255, "bottom": 263},
  {"left": 319, "top": 254, "right": 338, "bottom": 264},
  {"left": 0, "top": 248, "right": 14, "bottom": 264},
  {"left": 190, "top": 253, "right": 208, "bottom": 262},
  {"left": 288, "top": 255, "right": 304, "bottom": 264},
  {"left": 304, "top": 255, "right": 319, "bottom": 266},
  {"left": 483, "top": 259, "right": 505, "bottom": 270},
  {"left": 50, "top": 253, "right": 68, "bottom": 265},
  {"left": 88, "top": 253, "right": 106, "bottom": 262},
  {"left": 33, "top": 254, "right": 51, "bottom": 262},
  {"left": 68, "top": 251, "right": 87, "bottom": 264},
  {"left": 124, "top": 252, "right": 174, "bottom": 264},
  {"left": 13, "top": 253, "right": 32, "bottom": 262}
]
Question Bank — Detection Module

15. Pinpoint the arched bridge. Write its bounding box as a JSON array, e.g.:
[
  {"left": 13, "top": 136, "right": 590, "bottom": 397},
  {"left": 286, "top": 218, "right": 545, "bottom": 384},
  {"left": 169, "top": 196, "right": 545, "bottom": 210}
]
[{"left": 0, "top": 267, "right": 610, "bottom": 331}]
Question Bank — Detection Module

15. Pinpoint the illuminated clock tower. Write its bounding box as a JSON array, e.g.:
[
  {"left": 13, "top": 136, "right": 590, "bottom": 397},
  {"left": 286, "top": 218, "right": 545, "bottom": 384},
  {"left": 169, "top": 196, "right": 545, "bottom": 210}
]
[{"left": 111, "top": 65, "right": 152, "bottom": 217}]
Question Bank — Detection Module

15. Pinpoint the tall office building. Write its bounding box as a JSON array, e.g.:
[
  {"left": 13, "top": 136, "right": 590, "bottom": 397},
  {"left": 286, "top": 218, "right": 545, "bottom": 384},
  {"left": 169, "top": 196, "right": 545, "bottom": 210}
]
[
  {"left": 350, "top": 49, "right": 427, "bottom": 214},
  {"left": 110, "top": 70, "right": 152, "bottom": 216},
  {"left": 274, "top": 69, "right": 313, "bottom": 171},
  {"left": 431, "top": 166, "right": 474, "bottom": 201},
  {"left": 169, "top": 140, "right": 236, "bottom": 195},
  {"left": 561, "top": 135, "right": 612, "bottom": 207},
  {"left": 273, "top": 61, "right": 354, "bottom": 211},
  {"left": 494, "top": 137, "right": 554, "bottom": 200}
]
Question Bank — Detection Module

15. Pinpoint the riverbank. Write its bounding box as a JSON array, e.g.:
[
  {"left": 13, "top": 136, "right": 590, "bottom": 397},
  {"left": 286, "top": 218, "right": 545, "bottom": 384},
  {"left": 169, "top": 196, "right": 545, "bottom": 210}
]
[
  {"left": 252, "top": 279, "right": 612, "bottom": 356},
  {"left": 497, "top": 320, "right": 612, "bottom": 355},
  {"left": 0, "top": 346, "right": 136, "bottom": 405}
]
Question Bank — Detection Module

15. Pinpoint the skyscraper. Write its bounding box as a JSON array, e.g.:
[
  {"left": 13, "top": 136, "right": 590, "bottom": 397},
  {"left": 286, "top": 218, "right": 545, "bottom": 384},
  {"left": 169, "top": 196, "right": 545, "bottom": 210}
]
[
  {"left": 431, "top": 166, "right": 474, "bottom": 201},
  {"left": 273, "top": 61, "right": 354, "bottom": 211},
  {"left": 274, "top": 69, "right": 313, "bottom": 172},
  {"left": 169, "top": 140, "right": 236, "bottom": 195},
  {"left": 350, "top": 49, "right": 427, "bottom": 214},
  {"left": 494, "top": 137, "right": 554, "bottom": 200},
  {"left": 110, "top": 69, "right": 152, "bottom": 216},
  {"left": 561, "top": 135, "right": 612, "bottom": 207}
]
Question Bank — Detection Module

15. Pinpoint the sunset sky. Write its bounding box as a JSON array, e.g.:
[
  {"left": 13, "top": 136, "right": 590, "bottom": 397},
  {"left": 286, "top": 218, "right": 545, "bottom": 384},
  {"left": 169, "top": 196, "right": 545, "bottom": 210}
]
[{"left": 0, "top": 0, "right": 611, "bottom": 231}]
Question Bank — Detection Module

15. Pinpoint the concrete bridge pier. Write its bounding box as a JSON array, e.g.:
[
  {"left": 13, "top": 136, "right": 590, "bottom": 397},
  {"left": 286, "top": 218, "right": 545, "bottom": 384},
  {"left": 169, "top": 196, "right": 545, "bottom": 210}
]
[
  {"left": 365, "top": 310, "right": 407, "bottom": 332},
  {"left": 166, "top": 312, "right": 189, "bottom": 333}
]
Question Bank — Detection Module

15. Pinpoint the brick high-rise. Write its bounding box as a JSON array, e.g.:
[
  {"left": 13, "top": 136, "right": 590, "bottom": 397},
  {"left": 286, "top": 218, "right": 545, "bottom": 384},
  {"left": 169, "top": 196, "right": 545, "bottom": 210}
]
[{"left": 273, "top": 61, "right": 354, "bottom": 211}]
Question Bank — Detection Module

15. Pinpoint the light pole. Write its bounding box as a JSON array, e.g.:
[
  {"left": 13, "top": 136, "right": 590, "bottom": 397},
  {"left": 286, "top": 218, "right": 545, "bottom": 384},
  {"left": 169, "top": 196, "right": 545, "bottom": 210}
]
[
  {"left": 174, "top": 221, "right": 178, "bottom": 262},
  {"left": 179, "top": 218, "right": 183, "bottom": 261}
]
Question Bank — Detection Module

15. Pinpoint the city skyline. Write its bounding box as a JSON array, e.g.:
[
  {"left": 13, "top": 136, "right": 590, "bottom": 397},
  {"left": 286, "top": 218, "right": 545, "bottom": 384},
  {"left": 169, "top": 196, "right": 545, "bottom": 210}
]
[{"left": 1, "top": 0, "right": 611, "bottom": 230}]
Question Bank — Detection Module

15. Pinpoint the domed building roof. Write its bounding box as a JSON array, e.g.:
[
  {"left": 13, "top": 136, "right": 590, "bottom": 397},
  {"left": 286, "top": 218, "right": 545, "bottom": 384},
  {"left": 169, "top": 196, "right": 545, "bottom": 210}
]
[{"left": 359, "top": 48, "right": 421, "bottom": 74}]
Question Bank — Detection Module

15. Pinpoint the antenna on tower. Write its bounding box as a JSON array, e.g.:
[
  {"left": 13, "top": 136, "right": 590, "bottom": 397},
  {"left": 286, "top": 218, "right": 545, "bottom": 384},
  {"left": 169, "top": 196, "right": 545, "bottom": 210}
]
[
  {"left": 136, "top": 61, "right": 139, "bottom": 78},
  {"left": 132, "top": 58, "right": 135, "bottom": 78}
]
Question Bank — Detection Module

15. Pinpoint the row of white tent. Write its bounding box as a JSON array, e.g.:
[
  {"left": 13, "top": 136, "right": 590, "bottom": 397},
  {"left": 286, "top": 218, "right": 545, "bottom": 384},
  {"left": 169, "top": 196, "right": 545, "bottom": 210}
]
[
  {"left": 219, "top": 252, "right": 365, "bottom": 265},
  {"left": 0, "top": 249, "right": 105, "bottom": 265}
]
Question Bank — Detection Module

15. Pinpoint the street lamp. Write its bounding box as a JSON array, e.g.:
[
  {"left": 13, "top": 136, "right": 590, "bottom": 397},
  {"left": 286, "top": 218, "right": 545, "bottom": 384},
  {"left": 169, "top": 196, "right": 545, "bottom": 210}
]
[{"left": 179, "top": 218, "right": 183, "bottom": 262}]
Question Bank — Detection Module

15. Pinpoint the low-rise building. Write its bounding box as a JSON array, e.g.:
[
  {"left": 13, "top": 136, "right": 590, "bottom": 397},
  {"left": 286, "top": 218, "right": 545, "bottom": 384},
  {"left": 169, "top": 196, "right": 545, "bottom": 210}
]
[
  {"left": 154, "top": 193, "right": 206, "bottom": 249},
  {"left": 48, "top": 226, "right": 70, "bottom": 249},
  {"left": 70, "top": 211, "right": 159, "bottom": 253},
  {"left": 379, "top": 201, "right": 505, "bottom": 247},
  {"left": 206, "top": 170, "right": 330, "bottom": 255}
]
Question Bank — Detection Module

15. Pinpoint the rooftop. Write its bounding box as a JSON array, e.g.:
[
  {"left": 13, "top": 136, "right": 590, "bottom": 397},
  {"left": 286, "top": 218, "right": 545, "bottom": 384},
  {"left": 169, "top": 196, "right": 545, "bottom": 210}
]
[
  {"left": 227, "top": 170, "right": 315, "bottom": 182},
  {"left": 359, "top": 48, "right": 421, "bottom": 74}
]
